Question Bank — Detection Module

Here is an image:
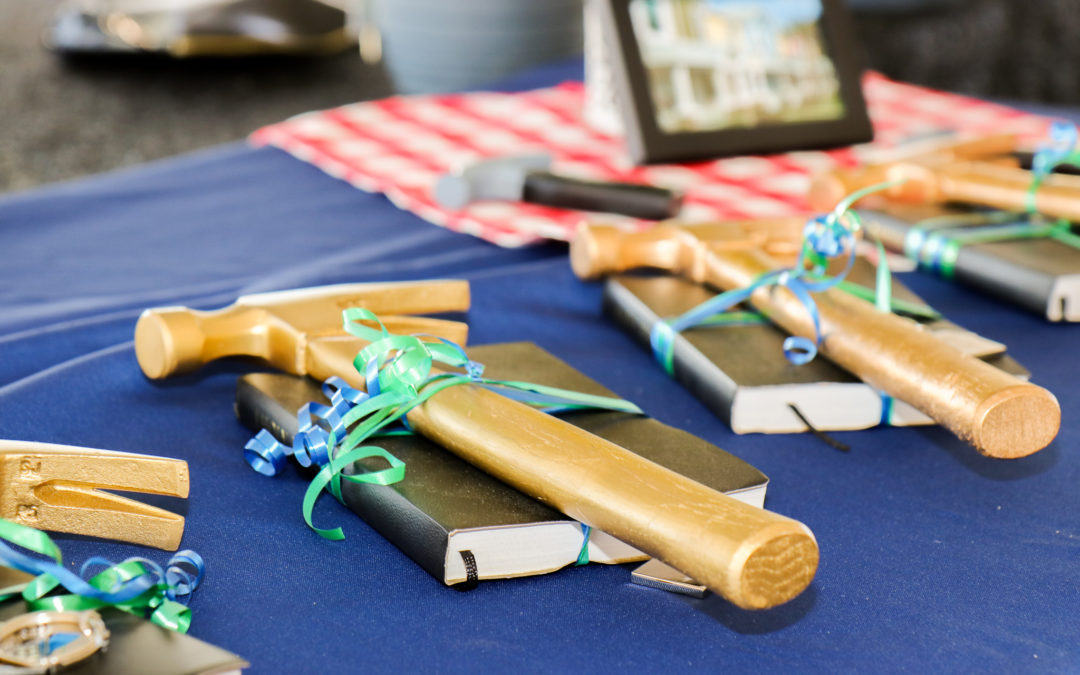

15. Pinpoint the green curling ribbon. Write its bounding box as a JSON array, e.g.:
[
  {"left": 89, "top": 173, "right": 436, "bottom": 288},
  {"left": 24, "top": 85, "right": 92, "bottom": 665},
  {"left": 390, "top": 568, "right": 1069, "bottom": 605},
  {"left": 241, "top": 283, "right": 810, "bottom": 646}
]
[
  {"left": 23, "top": 562, "right": 193, "bottom": 634},
  {"left": 904, "top": 212, "right": 1080, "bottom": 279},
  {"left": 300, "top": 308, "right": 643, "bottom": 541},
  {"left": 1027, "top": 121, "right": 1080, "bottom": 213},
  {"left": 575, "top": 525, "right": 592, "bottom": 566},
  {"left": 902, "top": 121, "right": 1080, "bottom": 278},
  {"left": 0, "top": 519, "right": 203, "bottom": 634}
]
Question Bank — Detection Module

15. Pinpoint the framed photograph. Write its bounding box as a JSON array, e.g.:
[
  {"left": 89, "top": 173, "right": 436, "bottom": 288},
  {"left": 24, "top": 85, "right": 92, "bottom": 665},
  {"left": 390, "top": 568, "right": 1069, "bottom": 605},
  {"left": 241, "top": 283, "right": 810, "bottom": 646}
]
[{"left": 597, "top": 0, "right": 873, "bottom": 164}]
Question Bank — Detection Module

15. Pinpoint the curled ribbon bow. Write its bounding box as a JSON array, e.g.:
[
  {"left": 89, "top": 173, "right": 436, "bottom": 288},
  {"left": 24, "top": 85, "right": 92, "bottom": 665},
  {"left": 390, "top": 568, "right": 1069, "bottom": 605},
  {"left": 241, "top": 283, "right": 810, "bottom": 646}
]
[
  {"left": 0, "top": 518, "right": 204, "bottom": 633},
  {"left": 245, "top": 309, "right": 643, "bottom": 540},
  {"left": 651, "top": 182, "right": 896, "bottom": 371}
]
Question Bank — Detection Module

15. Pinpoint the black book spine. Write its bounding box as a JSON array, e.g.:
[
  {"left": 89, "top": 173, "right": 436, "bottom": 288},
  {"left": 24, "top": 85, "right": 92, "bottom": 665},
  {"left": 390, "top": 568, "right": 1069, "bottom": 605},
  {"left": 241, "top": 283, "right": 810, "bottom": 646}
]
[
  {"left": 861, "top": 209, "right": 1056, "bottom": 316},
  {"left": 234, "top": 377, "right": 453, "bottom": 583},
  {"left": 953, "top": 245, "right": 1056, "bottom": 317},
  {"left": 235, "top": 378, "right": 300, "bottom": 444},
  {"left": 602, "top": 279, "right": 738, "bottom": 427}
]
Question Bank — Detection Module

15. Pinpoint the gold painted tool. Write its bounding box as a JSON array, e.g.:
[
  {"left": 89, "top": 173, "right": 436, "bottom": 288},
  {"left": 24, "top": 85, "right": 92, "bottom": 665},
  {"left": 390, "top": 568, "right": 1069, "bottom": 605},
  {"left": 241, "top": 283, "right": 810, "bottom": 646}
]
[
  {"left": 808, "top": 133, "right": 1080, "bottom": 222},
  {"left": 135, "top": 281, "right": 819, "bottom": 610},
  {"left": 571, "top": 223, "right": 1061, "bottom": 458},
  {"left": 808, "top": 133, "right": 1021, "bottom": 209},
  {"left": 135, "top": 281, "right": 471, "bottom": 380},
  {"left": 0, "top": 441, "right": 189, "bottom": 550},
  {"left": 571, "top": 217, "right": 806, "bottom": 280}
]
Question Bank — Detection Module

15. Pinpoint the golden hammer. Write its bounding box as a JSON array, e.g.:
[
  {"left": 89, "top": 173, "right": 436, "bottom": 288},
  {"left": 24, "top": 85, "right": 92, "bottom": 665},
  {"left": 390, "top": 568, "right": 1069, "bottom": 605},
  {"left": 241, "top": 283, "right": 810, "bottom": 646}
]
[
  {"left": 134, "top": 281, "right": 819, "bottom": 609},
  {"left": 572, "top": 222, "right": 1060, "bottom": 459},
  {"left": 809, "top": 133, "right": 1080, "bottom": 222},
  {"left": 0, "top": 440, "right": 189, "bottom": 550}
]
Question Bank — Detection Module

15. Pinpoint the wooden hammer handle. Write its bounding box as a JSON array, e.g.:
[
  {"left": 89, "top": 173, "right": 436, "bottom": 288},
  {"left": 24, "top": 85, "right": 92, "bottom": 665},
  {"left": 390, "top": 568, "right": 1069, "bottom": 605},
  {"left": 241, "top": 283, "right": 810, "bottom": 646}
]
[
  {"left": 292, "top": 337, "right": 820, "bottom": 609},
  {"left": 934, "top": 162, "right": 1080, "bottom": 222},
  {"left": 571, "top": 220, "right": 804, "bottom": 280},
  {"left": 808, "top": 134, "right": 1020, "bottom": 210},
  {"left": 570, "top": 224, "right": 1060, "bottom": 457},
  {"left": 408, "top": 382, "right": 818, "bottom": 609},
  {"left": 703, "top": 249, "right": 1059, "bottom": 458}
]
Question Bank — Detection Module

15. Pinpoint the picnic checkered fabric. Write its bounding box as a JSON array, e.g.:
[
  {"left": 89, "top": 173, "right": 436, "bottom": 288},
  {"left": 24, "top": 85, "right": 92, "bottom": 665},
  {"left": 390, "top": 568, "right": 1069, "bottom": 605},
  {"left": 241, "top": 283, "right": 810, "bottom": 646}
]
[{"left": 249, "top": 73, "right": 1051, "bottom": 248}]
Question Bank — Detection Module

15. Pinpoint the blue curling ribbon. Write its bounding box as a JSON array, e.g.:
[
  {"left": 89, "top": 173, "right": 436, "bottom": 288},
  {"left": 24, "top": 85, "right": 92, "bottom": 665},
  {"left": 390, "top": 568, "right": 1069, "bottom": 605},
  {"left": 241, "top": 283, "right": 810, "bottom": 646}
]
[
  {"left": 244, "top": 429, "right": 291, "bottom": 477},
  {"left": 651, "top": 182, "right": 891, "bottom": 371},
  {"left": 0, "top": 525, "right": 203, "bottom": 609},
  {"left": 879, "top": 393, "right": 894, "bottom": 427},
  {"left": 1029, "top": 121, "right": 1080, "bottom": 213},
  {"left": 243, "top": 308, "right": 645, "bottom": 540},
  {"left": 1032, "top": 121, "right": 1079, "bottom": 179},
  {"left": 575, "top": 524, "right": 592, "bottom": 566},
  {"left": 0, "top": 539, "right": 153, "bottom": 605},
  {"left": 77, "top": 551, "right": 204, "bottom": 604}
]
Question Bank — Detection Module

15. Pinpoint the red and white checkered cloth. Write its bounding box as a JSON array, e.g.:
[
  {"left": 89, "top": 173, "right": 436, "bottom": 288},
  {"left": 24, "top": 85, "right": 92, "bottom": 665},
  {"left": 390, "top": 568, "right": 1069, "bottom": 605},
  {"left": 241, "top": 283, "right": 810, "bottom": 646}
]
[{"left": 250, "top": 73, "right": 1051, "bottom": 248}]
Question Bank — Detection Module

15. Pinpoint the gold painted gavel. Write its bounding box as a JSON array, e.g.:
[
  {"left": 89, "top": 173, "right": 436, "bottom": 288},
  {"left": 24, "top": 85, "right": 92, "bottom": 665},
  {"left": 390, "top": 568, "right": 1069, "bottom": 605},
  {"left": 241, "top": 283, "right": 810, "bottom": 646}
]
[
  {"left": 134, "top": 281, "right": 819, "bottom": 609},
  {"left": 572, "top": 223, "right": 1060, "bottom": 459},
  {"left": 808, "top": 133, "right": 1020, "bottom": 210},
  {"left": 809, "top": 133, "right": 1080, "bottom": 222},
  {"left": 134, "top": 281, "right": 472, "bottom": 379}
]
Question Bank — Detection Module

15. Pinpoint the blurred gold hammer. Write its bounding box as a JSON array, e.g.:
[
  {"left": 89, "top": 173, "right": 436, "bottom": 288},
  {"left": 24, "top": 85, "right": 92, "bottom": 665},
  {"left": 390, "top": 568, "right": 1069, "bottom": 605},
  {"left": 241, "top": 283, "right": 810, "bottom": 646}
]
[
  {"left": 135, "top": 280, "right": 819, "bottom": 609},
  {"left": 809, "top": 133, "right": 1080, "bottom": 222}
]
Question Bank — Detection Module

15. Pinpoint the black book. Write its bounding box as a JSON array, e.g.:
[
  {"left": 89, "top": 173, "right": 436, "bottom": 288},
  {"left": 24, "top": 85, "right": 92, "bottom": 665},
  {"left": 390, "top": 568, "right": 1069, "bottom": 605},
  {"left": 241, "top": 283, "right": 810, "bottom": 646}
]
[
  {"left": 860, "top": 205, "right": 1080, "bottom": 321},
  {"left": 234, "top": 342, "right": 768, "bottom": 586},
  {"left": 604, "top": 265, "right": 1028, "bottom": 434}
]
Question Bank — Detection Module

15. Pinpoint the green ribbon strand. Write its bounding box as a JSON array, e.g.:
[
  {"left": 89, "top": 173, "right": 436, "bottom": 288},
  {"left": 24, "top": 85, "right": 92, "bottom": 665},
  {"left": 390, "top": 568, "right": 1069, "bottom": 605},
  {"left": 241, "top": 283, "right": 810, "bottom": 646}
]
[
  {"left": 299, "top": 308, "right": 644, "bottom": 541},
  {"left": 905, "top": 212, "right": 1080, "bottom": 280},
  {"left": 0, "top": 519, "right": 203, "bottom": 633}
]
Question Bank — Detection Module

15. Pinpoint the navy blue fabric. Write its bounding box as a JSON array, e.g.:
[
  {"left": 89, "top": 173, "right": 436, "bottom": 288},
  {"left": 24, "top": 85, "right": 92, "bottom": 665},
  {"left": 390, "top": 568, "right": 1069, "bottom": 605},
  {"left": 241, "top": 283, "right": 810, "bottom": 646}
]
[{"left": 1, "top": 65, "right": 1078, "bottom": 672}]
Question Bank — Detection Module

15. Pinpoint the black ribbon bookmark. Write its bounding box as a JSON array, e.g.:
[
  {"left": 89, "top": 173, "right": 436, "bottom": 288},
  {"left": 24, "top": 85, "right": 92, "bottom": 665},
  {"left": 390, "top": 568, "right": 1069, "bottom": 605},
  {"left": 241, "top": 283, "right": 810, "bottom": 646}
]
[
  {"left": 788, "top": 404, "right": 851, "bottom": 453},
  {"left": 455, "top": 550, "right": 479, "bottom": 591}
]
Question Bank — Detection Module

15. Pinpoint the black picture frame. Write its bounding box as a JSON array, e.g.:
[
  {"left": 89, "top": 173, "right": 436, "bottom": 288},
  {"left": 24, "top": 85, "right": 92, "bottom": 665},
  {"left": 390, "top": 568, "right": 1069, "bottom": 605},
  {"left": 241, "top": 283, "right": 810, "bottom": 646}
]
[{"left": 598, "top": 0, "right": 873, "bottom": 164}]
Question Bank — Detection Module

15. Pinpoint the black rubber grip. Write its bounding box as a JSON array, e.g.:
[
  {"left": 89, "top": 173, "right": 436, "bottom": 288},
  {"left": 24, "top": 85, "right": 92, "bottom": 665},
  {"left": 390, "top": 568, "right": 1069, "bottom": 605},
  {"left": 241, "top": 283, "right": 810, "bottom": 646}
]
[{"left": 522, "top": 172, "right": 682, "bottom": 220}]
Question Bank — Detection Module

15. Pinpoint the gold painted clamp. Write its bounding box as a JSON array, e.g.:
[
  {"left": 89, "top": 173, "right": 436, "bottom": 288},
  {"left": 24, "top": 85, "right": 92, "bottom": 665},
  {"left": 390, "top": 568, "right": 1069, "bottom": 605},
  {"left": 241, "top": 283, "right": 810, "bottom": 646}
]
[{"left": 0, "top": 440, "right": 189, "bottom": 551}]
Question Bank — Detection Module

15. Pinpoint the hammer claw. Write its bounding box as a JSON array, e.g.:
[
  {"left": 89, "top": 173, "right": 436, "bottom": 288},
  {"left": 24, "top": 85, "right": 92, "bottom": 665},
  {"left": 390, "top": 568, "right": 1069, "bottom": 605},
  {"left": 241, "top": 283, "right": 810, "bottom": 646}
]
[{"left": 0, "top": 440, "right": 189, "bottom": 550}]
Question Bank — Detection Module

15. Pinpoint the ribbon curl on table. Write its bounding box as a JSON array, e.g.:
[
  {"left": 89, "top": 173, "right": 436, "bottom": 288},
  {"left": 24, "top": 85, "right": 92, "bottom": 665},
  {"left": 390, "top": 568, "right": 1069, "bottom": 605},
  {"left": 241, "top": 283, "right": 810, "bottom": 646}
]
[
  {"left": 245, "top": 308, "right": 644, "bottom": 541},
  {"left": 0, "top": 518, "right": 204, "bottom": 633},
  {"left": 650, "top": 182, "right": 900, "bottom": 373}
]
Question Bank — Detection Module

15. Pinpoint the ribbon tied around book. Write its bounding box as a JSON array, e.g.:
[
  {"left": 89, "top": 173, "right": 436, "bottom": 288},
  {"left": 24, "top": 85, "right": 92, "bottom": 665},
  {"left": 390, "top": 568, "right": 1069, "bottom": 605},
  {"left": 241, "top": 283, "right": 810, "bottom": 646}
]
[
  {"left": 651, "top": 182, "right": 897, "bottom": 372},
  {"left": 0, "top": 518, "right": 204, "bottom": 633},
  {"left": 245, "top": 308, "right": 643, "bottom": 541},
  {"left": 899, "top": 121, "right": 1080, "bottom": 279}
]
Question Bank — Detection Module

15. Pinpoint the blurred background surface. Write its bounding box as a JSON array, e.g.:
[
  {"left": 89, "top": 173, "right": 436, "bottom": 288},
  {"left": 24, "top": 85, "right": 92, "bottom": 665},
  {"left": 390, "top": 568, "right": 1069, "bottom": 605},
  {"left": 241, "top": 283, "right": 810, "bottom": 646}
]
[{"left": 1, "top": 0, "right": 1077, "bottom": 194}]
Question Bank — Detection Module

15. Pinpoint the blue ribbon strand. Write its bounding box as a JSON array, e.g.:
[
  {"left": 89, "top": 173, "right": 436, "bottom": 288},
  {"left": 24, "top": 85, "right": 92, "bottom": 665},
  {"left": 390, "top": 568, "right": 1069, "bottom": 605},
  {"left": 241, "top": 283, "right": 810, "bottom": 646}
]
[
  {"left": 0, "top": 518, "right": 204, "bottom": 633},
  {"left": 651, "top": 182, "right": 895, "bottom": 372},
  {"left": 243, "top": 309, "right": 644, "bottom": 540}
]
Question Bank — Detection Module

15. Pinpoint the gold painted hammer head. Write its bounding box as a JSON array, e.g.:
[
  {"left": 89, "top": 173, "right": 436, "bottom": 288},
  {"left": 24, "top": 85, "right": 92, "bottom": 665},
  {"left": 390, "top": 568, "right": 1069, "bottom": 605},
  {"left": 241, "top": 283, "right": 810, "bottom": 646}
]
[{"left": 135, "top": 280, "right": 471, "bottom": 381}]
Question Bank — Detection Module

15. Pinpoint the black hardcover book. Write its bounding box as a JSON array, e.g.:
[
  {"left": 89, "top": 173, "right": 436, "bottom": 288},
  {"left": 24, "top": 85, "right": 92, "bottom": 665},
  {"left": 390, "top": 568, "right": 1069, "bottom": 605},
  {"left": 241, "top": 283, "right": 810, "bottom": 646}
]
[
  {"left": 860, "top": 206, "right": 1080, "bottom": 321},
  {"left": 235, "top": 342, "right": 768, "bottom": 586},
  {"left": 604, "top": 264, "right": 1028, "bottom": 434}
]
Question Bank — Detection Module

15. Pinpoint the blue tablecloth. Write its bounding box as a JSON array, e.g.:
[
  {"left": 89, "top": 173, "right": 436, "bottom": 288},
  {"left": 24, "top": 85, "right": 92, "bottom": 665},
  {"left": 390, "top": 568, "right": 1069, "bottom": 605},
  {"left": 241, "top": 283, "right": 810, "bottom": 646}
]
[{"left": 1, "top": 63, "right": 1077, "bottom": 672}]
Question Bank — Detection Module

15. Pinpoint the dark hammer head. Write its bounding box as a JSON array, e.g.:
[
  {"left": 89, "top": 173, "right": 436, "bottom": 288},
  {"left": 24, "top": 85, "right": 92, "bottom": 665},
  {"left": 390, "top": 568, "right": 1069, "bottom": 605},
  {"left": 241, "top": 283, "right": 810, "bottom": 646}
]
[{"left": 434, "top": 152, "right": 552, "bottom": 209}]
